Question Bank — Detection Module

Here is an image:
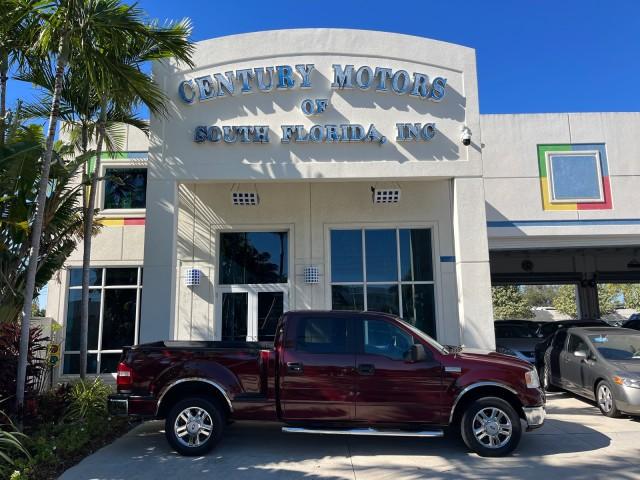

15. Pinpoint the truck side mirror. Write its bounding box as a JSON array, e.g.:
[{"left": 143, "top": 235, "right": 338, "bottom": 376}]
[{"left": 405, "top": 344, "right": 428, "bottom": 362}]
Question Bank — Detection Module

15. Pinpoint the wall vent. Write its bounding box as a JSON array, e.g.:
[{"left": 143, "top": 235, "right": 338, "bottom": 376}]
[
  {"left": 372, "top": 188, "right": 401, "bottom": 204},
  {"left": 231, "top": 192, "right": 259, "bottom": 206},
  {"left": 184, "top": 267, "right": 201, "bottom": 286}
]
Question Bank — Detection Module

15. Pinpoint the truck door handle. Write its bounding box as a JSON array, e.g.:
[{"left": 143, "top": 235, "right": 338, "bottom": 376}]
[
  {"left": 286, "top": 362, "right": 303, "bottom": 373},
  {"left": 357, "top": 364, "right": 375, "bottom": 375}
]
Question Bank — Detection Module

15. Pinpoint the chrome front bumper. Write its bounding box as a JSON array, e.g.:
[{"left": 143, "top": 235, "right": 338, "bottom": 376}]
[{"left": 523, "top": 406, "right": 546, "bottom": 430}]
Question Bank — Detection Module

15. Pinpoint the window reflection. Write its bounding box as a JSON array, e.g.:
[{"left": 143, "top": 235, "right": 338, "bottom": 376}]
[{"left": 220, "top": 232, "right": 288, "bottom": 284}]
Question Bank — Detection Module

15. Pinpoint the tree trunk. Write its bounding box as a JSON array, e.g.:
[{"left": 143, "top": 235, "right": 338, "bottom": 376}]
[
  {"left": 79, "top": 105, "right": 106, "bottom": 378},
  {"left": 0, "top": 50, "right": 8, "bottom": 149},
  {"left": 15, "top": 33, "right": 69, "bottom": 413}
]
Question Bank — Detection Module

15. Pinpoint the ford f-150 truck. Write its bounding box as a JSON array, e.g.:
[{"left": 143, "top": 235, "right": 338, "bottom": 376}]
[{"left": 108, "top": 311, "right": 545, "bottom": 457}]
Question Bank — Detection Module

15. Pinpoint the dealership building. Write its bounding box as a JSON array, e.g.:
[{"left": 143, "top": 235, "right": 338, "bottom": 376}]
[{"left": 45, "top": 29, "right": 640, "bottom": 375}]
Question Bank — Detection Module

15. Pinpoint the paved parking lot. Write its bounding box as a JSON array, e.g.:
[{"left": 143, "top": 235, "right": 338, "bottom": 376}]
[{"left": 60, "top": 392, "right": 640, "bottom": 480}]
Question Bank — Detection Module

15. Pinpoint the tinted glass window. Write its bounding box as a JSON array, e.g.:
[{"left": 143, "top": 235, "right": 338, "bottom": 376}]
[
  {"left": 221, "top": 292, "right": 248, "bottom": 341},
  {"left": 296, "top": 317, "right": 348, "bottom": 354},
  {"left": 69, "top": 268, "right": 102, "bottom": 287},
  {"left": 589, "top": 334, "right": 640, "bottom": 360},
  {"left": 331, "top": 285, "right": 364, "bottom": 311},
  {"left": 101, "top": 289, "right": 137, "bottom": 349},
  {"left": 65, "top": 289, "right": 100, "bottom": 350},
  {"left": 105, "top": 268, "right": 138, "bottom": 286},
  {"left": 363, "top": 319, "right": 413, "bottom": 360},
  {"left": 257, "top": 291, "right": 283, "bottom": 341},
  {"left": 220, "top": 232, "right": 288, "bottom": 284},
  {"left": 104, "top": 168, "right": 147, "bottom": 209},
  {"left": 567, "top": 334, "right": 589, "bottom": 354},
  {"left": 366, "top": 285, "right": 399, "bottom": 316},
  {"left": 399, "top": 229, "right": 433, "bottom": 281},
  {"left": 403, "top": 284, "right": 436, "bottom": 337},
  {"left": 330, "top": 230, "right": 363, "bottom": 282},
  {"left": 365, "top": 229, "right": 397, "bottom": 282}
]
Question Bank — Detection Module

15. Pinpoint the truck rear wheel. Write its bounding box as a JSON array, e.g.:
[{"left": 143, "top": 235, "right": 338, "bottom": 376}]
[
  {"left": 165, "top": 396, "right": 224, "bottom": 456},
  {"left": 460, "top": 397, "right": 522, "bottom": 457}
]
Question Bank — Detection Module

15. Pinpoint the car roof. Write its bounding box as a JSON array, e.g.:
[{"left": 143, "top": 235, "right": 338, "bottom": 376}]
[{"left": 566, "top": 327, "right": 640, "bottom": 335}]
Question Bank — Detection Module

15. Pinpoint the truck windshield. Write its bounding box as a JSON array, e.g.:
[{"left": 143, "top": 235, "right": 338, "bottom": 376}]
[
  {"left": 395, "top": 317, "right": 447, "bottom": 354},
  {"left": 589, "top": 334, "right": 640, "bottom": 360}
]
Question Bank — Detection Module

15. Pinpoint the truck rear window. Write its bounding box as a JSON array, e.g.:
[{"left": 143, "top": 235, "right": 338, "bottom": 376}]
[{"left": 296, "top": 317, "right": 348, "bottom": 354}]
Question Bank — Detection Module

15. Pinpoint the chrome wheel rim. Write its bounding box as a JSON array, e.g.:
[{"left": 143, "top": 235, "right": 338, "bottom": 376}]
[
  {"left": 174, "top": 407, "right": 213, "bottom": 448},
  {"left": 472, "top": 407, "right": 512, "bottom": 449},
  {"left": 598, "top": 385, "right": 613, "bottom": 413}
]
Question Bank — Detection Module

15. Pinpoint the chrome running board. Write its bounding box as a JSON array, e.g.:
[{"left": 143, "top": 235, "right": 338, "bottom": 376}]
[{"left": 282, "top": 427, "right": 444, "bottom": 438}]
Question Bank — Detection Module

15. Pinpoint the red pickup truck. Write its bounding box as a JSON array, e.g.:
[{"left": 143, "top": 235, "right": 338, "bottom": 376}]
[{"left": 108, "top": 311, "right": 545, "bottom": 457}]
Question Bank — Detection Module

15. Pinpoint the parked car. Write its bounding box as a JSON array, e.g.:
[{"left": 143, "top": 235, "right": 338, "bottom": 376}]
[
  {"left": 494, "top": 320, "right": 543, "bottom": 364},
  {"left": 534, "top": 319, "right": 609, "bottom": 374},
  {"left": 621, "top": 314, "right": 640, "bottom": 331},
  {"left": 109, "top": 311, "right": 545, "bottom": 457},
  {"left": 542, "top": 327, "right": 640, "bottom": 417}
]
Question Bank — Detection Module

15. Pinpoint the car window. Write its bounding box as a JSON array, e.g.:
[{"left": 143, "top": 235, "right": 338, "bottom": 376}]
[
  {"left": 626, "top": 320, "right": 640, "bottom": 329},
  {"left": 589, "top": 334, "right": 640, "bottom": 360},
  {"left": 296, "top": 317, "right": 348, "bottom": 354},
  {"left": 495, "top": 324, "right": 538, "bottom": 339},
  {"left": 567, "top": 334, "right": 589, "bottom": 354},
  {"left": 552, "top": 330, "right": 567, "bottom": 349},
  {"left": 540, "top": 323, "right": 560, "bottom": 338},
  {"left": 362, "top": 319, "right": 414, "bottom": 360}
]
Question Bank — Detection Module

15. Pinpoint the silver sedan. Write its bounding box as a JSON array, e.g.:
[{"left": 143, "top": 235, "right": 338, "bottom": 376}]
[{"left": 543, "top": 327, "right": 640, "bottom": 417}]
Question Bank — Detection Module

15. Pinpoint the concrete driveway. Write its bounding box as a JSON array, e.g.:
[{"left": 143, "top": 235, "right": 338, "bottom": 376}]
[{"left": 60, "top": 392, "right": 640, "bottom": 480}]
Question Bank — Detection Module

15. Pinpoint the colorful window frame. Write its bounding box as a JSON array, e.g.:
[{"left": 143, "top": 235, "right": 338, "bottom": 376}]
[{"left": 537, "top": 144, "right": 612, "bottom": 211}]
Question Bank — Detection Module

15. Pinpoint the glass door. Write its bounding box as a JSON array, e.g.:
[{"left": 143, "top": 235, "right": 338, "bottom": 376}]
[{"left": 217, "top": 285, "right": 288, "bottom": 342}]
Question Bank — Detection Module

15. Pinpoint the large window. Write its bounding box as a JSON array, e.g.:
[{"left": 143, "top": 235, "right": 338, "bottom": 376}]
[
  {"left": 220, "top": 232, "right": 288, "bottom": 284},
  {"left": 330, "top": 228, "right": 436, "bottom": 337},
  {"left": 63, "top": 267, "right": 142, "bottom": 374},
  {"left": 103, "top": 168, "right": 147, "bottom": 210}
]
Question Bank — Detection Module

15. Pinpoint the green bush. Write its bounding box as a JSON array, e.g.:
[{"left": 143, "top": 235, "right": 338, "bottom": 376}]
[
  {"left": 65, "top": 378, "right": 111, "bottom": 421},
  {"left": 0, "top": 404, "right": 30, "bottom": 479}
]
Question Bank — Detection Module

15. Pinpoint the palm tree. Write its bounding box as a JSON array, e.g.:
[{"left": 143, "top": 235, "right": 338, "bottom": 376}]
[{"left": 15, "top": 0, "right": 191, "bottom": 409}]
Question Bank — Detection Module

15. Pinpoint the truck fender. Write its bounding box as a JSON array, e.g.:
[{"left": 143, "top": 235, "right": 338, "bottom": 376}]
[
  {"left": 448, "top": 381, "right": 520, "bottom": 423},
  {"left": 155, "top": 377, "right": 233, "bottom": 415}
]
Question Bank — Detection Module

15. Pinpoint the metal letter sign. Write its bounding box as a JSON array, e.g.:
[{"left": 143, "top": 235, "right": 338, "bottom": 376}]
[{"left": 183, "top": 63, "right": 450, "bottom": 147}]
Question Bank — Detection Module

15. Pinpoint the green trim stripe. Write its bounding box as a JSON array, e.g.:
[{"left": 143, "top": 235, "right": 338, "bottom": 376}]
[
  {"left": 87, "top": 151, "right": 147, "bottom": 174},
  {"left": 537, "top": 144, "right": 571, "bottom": 177}
]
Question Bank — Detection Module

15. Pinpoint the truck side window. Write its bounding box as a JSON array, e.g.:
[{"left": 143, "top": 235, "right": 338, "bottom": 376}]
[
  {"left": 296, "top": 317, "right": 348, "bottom": 354},
  {"left": 363, "top": 319, "right": 414, "bottom": 361}
]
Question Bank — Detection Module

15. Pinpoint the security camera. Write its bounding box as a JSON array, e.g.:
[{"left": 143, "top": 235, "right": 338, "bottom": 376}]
[{"left": 461, "top": 126, "right": 472, "bottom": 146}]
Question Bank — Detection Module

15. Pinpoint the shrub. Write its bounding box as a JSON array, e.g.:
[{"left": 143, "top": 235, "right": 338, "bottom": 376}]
[
  {"left": 64, "top": 379, "right": 111, "bottom": 422},
  {"left": 0, "top": 323, "right": 49, "bottom": 405},
  {"left": 0, "top": 404, "right": 30, "bottom": 479}
]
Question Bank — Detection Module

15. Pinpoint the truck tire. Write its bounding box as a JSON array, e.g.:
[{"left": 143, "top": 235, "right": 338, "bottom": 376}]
[
  {"left": 596, "top": 381, "right": 621, "bottom": 418},
  {"left": 165, "top": 396, "right": 224, "bottom": 456},
  {"left": 460, "top": 397, "right": 522, "bottom": 457}
]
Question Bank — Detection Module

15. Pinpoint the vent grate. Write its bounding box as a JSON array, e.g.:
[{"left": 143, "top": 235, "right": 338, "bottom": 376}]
[
  {"left": 373, "top": 189, "right": 401, "bottom": 204},
  {"left": 231, "top": 192, "right": 259, "bottom": 206}
]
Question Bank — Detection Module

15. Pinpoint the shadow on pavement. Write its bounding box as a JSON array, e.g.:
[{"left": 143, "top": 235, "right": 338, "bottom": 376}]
[{"left": 56, "top": 415, "right": 638, "bottom": 480}]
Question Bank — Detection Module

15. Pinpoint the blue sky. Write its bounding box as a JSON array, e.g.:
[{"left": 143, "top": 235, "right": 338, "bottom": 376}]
[{"left": 8, "top": 0, "right": 640, "bottom": 114}]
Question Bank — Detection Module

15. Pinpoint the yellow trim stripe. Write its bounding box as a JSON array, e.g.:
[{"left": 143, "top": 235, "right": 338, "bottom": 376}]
[{"left": 540, "top": 178, "right": 577, "bottom": 211}]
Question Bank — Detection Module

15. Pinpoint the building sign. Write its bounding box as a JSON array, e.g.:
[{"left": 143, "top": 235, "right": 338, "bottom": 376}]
[{"left": 179, "top": 64, "right": 447, "bottom": 146}]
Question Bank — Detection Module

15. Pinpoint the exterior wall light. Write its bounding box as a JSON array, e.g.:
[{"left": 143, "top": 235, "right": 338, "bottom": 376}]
[
  {"left": 303, "top": 266, "right": 320, "bottom": 284},
  {"left": 184, "top": 267, "right": 201, "bottom": 286}
]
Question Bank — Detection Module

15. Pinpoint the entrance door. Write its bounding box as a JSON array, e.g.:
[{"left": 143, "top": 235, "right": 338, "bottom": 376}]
[{"left": 217, "top": 285, "right": 288, "bottom": 341}]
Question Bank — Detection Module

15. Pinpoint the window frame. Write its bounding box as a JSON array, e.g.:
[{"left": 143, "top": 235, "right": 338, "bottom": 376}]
[
  {"left": 97, "top": 158, "right": 148, "bottom": 218},
  {"left": 546, "top": 150, "right": 604, "bottom": 204},
  {"left": 61, "top": 266, "right": 143, "bottom": 376},
  {"left": 325, "top": 223, "right": 441, "bottom": 338}
]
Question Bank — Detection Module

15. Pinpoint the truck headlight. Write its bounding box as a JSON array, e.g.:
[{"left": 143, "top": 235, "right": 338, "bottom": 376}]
[
  {"left": 613, "top": 376, "right": 640, "bottom": 389},
  {"left": 525, "top": 369, "right": 540, "bottom": 389}
]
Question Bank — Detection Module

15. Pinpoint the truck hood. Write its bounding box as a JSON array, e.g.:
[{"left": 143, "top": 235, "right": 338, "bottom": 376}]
[{"left": 450, "top": 347, "right": 533, "bottom": 370}]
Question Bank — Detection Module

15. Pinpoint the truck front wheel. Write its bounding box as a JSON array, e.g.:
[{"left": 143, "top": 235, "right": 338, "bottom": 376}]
[
  {"left": 460, "top": 397, "right": 522, "bottom": 457},
  {"left": 165, "top": 396, "right": 224, "bottom": 456}
]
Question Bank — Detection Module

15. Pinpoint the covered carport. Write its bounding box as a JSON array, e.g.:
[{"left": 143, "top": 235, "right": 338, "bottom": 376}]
[{"left": 490, "top": 246, "right": 640, "bottom": 319}]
